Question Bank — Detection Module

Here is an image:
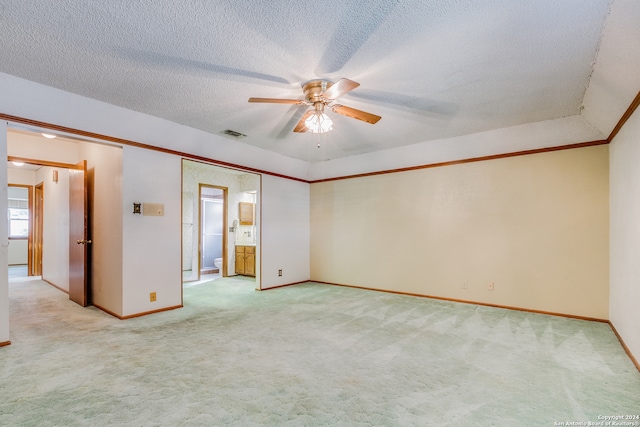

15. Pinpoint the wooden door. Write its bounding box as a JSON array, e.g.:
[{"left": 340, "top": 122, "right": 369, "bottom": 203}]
[
  {"left": 33, "top": 183, "right": 44, "bottom": 276},
  {"left": 69, "top": 160, "right": 91, "bottom": 306}
]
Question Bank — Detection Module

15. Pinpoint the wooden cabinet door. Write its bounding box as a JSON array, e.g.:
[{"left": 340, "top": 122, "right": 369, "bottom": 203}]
[
  {"left": 234, "top": 245, "right": 255, "bottom": 276},
  {"left": 245, "top": 253, "right": 255, "bottom": 276},
  {"left": 235, "top": 246, "right": 245, "bottom": 274},
  {"left": 239, "top": 202, "right": 254, "bottom": 225}
]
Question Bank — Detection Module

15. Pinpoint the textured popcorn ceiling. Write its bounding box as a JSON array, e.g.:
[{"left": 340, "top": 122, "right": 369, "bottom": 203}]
[{"left": 0, "top": 0, "right": 635, "bottom": 162}]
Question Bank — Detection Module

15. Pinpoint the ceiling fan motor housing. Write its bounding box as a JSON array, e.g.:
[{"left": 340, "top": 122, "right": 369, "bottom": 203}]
[{"left": 303, "top": 80, "right": 333, "bottom": 103}]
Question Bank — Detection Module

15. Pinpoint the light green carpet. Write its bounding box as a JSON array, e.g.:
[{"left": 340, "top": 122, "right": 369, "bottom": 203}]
[{"left": 1, "top": 278, "right": 639, "bottom": 426}]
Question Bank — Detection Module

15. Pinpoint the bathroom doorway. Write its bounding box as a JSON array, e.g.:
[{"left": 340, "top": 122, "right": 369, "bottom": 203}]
[
  {"left": 199, "top": 184, "right": 227, "bottom": 280},
  {"left": 181, "top": 159, "right": 261, "bottom": 289}
]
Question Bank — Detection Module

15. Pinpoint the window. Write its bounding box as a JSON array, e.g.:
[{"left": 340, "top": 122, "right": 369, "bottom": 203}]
[
  {"left": 9, "top": 207, "right": 29, "bottom": 237},
  {"left": 8, "top": 187, "right": 29, "bottom": 238}
]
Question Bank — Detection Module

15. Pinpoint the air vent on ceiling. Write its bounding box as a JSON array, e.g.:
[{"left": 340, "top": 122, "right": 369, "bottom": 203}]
[{"left": 220, "top": 129, "right": 247, "bottom": 139}]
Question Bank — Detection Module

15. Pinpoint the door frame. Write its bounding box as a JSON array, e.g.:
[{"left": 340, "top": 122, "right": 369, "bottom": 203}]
[
  {"left": 33, "top": 183, "right": 43, "bottom": 276},
  {"left": 198, "top": 184, "right": 228, "bottom": 279}
]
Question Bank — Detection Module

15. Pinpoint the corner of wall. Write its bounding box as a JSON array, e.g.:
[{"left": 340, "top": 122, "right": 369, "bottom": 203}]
[
  {"left": 608, "top": 103, "right": 640, "bottom": 367},
  {"left": 0, "top": 122, "right": 10, "bottom": 343}
]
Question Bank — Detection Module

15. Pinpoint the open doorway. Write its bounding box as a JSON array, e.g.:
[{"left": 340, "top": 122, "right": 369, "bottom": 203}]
[
  {"left": 4, "top": 124, "right": 138, "bottom": 323},
  {"left": 7, "top": 157, "right": 92, "bottom": 306},
  {"left": 7, "top": 183, "right": 34, "bottom": 280},
  {"left": 198, "top": 184, "right": 227, "bottom": 283},
  {"left": 182, "top": 160, "right": 260, "bottom": 289}
]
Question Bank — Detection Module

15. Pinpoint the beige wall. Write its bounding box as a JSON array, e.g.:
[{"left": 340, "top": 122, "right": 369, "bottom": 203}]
[
  {"left": 122, "top": 146, "right": 179, "bottom": 317},
  {"left": 8, "top": 239, "right": 28, "bottom": 265},
  {"left": 261, "top": 175, "right": 310, "bottom": 289},
  {"left": 8, "top": 168, "right": 36, "bottom": 186},
  {"left": 610, "top": 105, "right": 640, "bottom": 363},
  {"left": 311, "top": 145, "right": 609, "bottom": 319},
  {"left": 38, "top": 166, "right": 70, "bottom": 289},
  {"left": 8, "top": 130, "right": 79, "bottom": 163},
  {"left": 79, "top": 142, "right": 124, "bottom": 315}
]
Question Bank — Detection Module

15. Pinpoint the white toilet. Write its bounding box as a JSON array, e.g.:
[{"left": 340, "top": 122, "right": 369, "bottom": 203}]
[{"left": 214, "top": 258, "right": 223, "bottom": 273}]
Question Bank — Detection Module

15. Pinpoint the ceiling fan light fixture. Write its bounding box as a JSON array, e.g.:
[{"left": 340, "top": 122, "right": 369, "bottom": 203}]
[
  {"left": 248, "top": 78, "right": 380, "bottom": 134},
  {"left": 305, "top": 112, "right": 333, "bottom": 133}
]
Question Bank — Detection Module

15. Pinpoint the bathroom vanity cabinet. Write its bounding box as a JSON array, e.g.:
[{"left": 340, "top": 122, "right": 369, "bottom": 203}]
[
  {"left": 239, "top": 202, "right": 254, "bottom": 225},
  {"left": 235, "top": 245, "right": 255, "bottom": 276}
]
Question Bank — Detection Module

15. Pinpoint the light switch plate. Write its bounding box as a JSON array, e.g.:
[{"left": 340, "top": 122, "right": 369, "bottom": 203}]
[{"left": 143, "top": 203, "right": 164, "bottom": 216}]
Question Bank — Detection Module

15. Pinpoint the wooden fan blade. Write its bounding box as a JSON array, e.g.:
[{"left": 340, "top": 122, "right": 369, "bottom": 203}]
[
  {"left": 332, "top": 104, "right": 381, "bottom": 124},
  {"left": 293, "top": 110, "right": 314, "bottom": 133},
  {"left": 248, "top": 97, "right": 304, "bottom": 104},
  {"left": 322, "top": 78, "right": 360, "bottom": 100}
]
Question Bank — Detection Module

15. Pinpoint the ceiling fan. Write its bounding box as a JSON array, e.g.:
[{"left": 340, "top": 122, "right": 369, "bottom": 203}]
[{"left": 248, "top": 78, "right": 381, "bottom": 133}]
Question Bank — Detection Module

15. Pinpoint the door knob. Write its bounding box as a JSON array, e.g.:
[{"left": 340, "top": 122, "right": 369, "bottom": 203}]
[{"left": 76, "top": 239, "right": 92, "bottom": 244}]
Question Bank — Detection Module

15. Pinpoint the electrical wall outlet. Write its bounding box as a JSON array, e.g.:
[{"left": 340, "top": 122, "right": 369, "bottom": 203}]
[
  {"left": 150, "top": 292, "right": 157, "bottom": 302},
  {"left": 461, "top": 281, "right": 467, "bottom": 289},
  {"left": 278, "top": 269, "right": 282, "bottom": 277},
  {"left": 488, "top": 282, "right": 494, "bottom": 291}
]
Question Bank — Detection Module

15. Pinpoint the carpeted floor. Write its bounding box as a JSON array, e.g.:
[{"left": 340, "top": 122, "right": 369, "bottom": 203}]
[{"left": 1, "top": 278, "right": 639, "bottom": 426}]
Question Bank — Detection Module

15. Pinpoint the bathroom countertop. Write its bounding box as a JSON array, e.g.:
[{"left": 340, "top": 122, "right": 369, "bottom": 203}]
[{"left": 235, "top": 243, "right": 256, "bottom": 246}]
